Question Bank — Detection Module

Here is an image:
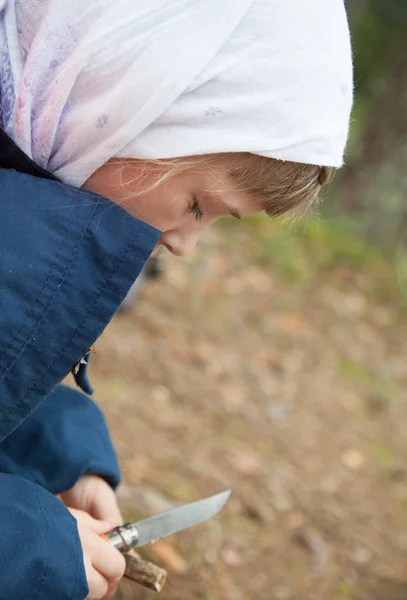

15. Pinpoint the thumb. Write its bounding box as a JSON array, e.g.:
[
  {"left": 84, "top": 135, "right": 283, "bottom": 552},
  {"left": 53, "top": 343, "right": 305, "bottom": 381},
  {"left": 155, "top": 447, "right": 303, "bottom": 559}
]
[{"left": 89, "top": 483, "right": 123, "bottom": 526}]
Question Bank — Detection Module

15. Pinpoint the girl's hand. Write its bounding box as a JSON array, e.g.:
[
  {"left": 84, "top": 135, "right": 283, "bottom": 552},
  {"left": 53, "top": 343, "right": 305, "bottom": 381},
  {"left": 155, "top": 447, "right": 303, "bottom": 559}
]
[
  {"left": 59, "top": 475, "right": 142, "bottom": 562},
  {"left": 69, "top": 508, "right": 125, "bottom": 600},
  {"left": 60, "top": 474, "right": 123, "bottom": 526}
]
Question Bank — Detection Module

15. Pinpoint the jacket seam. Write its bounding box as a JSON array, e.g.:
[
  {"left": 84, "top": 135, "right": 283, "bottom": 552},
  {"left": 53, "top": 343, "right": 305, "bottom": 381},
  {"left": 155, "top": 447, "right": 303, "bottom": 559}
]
[
  {"left": 0, "top": 241, "right": 64, "bottom": 379},
  {"left": 0, "top": 205, "right": 98, "bottom": 384},
  {"left": 8, "top": 242, "right": 132, "bottom": 409},
  {"left": 33, "top": 485, "right": 51, "bottom": 600},
  {"left": 70, "top": 518, "right": 83, "bottom": 600}
]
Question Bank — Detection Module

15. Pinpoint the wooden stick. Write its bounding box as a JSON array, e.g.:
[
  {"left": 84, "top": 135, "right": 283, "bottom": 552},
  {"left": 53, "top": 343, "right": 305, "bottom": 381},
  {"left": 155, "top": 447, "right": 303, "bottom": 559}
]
[{"left": 123, "top": 554, "right": 168, "bottom": 592}]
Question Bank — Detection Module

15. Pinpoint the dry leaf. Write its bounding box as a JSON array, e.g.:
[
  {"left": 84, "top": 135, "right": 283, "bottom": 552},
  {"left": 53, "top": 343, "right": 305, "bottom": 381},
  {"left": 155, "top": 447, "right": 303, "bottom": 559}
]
[
  {"left": 295, "top": 525, "right": 327, "bottom": 578},
  {"left": 221, "top": 547, "right": 244, "bottom": 567},
  {"left": 230, "top": 449, "right": 263, "bottom": 476},
  {"left": 342, "top": 449, "right": 365, "bottom": 470},
  {"left": 285, "top": 509, "right": 305, "bottom": 530},
  {"left": 279, "top": 313, "right": 308, "bottom": 335}
]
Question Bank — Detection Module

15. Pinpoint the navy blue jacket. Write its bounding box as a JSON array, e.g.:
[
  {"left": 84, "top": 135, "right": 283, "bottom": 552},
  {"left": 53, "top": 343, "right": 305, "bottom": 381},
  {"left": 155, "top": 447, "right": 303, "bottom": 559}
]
[{"left": 0, "top": 130, "right": 161, "bottom": 598}]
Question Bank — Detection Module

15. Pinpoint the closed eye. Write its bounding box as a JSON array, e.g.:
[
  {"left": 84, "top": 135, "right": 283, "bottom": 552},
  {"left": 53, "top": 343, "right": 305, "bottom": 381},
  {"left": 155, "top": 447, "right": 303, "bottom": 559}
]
[{"left": 189, "top": 198, "right": 204, "bottom": 222}]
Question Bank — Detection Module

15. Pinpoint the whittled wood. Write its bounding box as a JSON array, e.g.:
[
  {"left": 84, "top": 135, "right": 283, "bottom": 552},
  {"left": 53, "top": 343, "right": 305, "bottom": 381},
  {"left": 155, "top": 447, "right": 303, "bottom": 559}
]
[{"left": 124, "top": 554, "right": 168, "bottom": 592}]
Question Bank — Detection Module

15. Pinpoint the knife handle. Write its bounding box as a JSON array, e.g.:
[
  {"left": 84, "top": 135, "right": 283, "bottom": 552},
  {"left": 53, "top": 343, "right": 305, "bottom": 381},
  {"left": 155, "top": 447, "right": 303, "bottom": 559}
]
[
  {"left": 100, "top": 530, "right": 125, "bottom": 551},
  {"left": 100, "top": 523, "right": 139, "bottom": 552}
]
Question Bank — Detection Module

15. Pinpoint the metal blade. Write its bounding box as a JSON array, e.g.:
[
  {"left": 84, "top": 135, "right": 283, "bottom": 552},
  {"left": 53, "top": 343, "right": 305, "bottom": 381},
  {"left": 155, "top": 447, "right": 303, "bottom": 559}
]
[{"left": 134, "top": 490, "right": 231, "bottom": 548}]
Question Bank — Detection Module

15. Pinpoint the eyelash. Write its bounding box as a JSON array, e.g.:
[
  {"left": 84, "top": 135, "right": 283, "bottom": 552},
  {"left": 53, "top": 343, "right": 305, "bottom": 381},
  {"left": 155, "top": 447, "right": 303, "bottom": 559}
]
[{"left": 189, "top": 199, "right": 204, "bottom": 222}]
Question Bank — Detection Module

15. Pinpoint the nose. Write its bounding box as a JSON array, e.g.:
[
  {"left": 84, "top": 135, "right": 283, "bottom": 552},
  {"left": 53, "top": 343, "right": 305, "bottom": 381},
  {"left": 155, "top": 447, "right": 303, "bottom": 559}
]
[{"left": 160, "top": 228, "right": 201, "bottom": 257}]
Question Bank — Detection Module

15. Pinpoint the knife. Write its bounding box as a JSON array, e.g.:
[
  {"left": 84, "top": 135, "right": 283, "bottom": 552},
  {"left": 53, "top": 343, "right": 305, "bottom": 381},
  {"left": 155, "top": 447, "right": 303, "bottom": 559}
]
[
  {"left": 101, "top": 490, "right": 231, "bottom": 593},
  {"left": 102, "top": 489, "right": 231, "bottom": 552}
]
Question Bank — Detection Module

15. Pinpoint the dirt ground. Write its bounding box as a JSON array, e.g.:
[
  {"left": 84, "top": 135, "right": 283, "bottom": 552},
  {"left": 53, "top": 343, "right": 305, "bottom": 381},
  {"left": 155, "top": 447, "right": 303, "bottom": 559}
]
[{"left": 86, "top": 220, "right": 407, "bottom": 600}]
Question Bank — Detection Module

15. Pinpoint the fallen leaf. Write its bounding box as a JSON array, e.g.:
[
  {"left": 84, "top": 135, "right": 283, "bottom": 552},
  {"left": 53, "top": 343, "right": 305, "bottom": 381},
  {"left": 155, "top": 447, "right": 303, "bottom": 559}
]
[
  {"left": 342, "top": 449, "right": 365, "bottom": 470},
  {"left": 279, "top": 313, "right": 309, "bottom": 335},
  {"left": 221, "top": 547, "right": 244, "bottom": 567},
  {"left": 285, "top": 509, "right": 305, "bottom": 530},
  {"left": 350, "top": 546, "right": 372, "bottom": 565},
  {"left": 230, "top": 449, "right": 263, "bottom": 476},
  {"left": 151, "top": 385, "right": 172, "bottom": 404},
  {"left": 274, "top": 585, "right": 292, "bottom": 599},
  {"left": 218, "top": 381, "right": 249, "bottom": 412},
  {"left": 267, "top": 474, "right": 294, "bottom": 513},
  {"left": 295, "top": 526, "right": 327, "bottom": 578}
]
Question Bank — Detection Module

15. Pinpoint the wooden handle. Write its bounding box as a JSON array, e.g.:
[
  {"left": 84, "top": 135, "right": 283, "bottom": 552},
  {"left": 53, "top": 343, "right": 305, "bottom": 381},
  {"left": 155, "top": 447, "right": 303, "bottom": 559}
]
[{"left": 123, "top": 554, "right": 167, "bottom": 592}]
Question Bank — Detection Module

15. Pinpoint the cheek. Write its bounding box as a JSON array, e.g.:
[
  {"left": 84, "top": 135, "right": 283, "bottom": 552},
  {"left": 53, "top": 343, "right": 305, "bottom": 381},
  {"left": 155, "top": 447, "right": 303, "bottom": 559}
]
[
  {"left": 124, "top": 190, "right": 183, "bottom": 232},
  {"left": 84, "top": 161, "right": 189, "bottom": 232}
]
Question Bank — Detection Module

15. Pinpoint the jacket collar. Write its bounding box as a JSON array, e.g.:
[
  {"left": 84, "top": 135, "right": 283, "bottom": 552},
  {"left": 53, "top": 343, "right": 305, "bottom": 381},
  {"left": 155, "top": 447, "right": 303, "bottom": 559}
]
[{"left": 0, "top": 127, "right": 58, "bottom": 182}]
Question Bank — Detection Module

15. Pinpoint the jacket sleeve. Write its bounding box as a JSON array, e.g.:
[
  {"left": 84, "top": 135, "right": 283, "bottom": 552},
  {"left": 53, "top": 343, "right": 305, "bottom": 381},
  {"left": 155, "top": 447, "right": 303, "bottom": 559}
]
[
  {"left": 0, "top": 385, "right": 121, "bottom": 494},
  {"left": 0, "top": 167, "right": 160, "bottom": 442},
  {"left": 0, "top": 473, "right": 89, "bottom": 599},
  {"left": 0, "top": 166, "right": 160, "bottom": 598}
]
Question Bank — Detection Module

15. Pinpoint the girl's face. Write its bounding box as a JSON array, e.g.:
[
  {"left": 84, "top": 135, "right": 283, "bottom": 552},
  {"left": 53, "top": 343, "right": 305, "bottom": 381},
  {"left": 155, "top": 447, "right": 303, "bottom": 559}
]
[{"left": 83, "top": 159, "right": 262, "bottom": 256}]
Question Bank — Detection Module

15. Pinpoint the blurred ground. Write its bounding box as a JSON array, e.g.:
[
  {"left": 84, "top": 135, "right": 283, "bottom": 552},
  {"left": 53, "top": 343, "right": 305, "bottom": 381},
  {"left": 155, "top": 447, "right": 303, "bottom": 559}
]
[{"left": 86, "top": 217, "right": 407, "bottom": 600}]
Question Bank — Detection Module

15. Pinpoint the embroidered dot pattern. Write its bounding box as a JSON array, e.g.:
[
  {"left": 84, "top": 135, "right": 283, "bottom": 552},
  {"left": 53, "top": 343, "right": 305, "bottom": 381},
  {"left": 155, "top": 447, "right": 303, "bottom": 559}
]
[
  {"left": 96, "top": 114, "right": 109, "bottom": 129},
  {"left": 204, "top": 107, "right": 223, "bottom": 117}
]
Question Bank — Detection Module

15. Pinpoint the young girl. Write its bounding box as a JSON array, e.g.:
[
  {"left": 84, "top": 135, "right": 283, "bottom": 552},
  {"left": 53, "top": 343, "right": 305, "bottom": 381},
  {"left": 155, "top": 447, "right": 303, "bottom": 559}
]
[{"left": 0, "top": 1, "right": 353, "bottom": 598}]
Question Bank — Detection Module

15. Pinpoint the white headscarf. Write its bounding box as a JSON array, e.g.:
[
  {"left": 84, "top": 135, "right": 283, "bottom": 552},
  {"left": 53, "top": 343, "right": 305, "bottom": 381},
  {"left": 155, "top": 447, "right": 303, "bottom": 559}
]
[{"left": 0, "top": 0, "right": 353, "bottom": 187}]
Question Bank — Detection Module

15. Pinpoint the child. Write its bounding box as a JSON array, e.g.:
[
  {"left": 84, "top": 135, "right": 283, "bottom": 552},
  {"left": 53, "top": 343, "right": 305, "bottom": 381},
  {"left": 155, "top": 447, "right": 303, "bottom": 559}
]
[{"left": 0, "top": 0, "right": 353, "bottom": 598}]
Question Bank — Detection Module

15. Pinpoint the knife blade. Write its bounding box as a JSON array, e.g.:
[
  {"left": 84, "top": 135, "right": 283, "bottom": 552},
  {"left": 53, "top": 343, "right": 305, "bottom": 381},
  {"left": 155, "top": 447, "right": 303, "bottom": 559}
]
[{"left": 105, "top": 489, "right": 231, "bottom": 552}]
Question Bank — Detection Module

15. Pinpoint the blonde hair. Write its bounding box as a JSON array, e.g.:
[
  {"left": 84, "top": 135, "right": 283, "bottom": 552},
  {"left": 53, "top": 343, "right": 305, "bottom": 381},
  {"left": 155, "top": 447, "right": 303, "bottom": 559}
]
[
  {"left": 217, "top": 152, "right": 332, "bottom": 217},
  {"left": 111, "top": 153, "right": 333, "bottom": 217}
]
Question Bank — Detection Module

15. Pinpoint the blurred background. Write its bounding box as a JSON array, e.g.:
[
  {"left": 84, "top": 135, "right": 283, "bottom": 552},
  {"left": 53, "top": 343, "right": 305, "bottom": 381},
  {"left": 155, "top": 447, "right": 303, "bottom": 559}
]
[{"left": 91, "top": 2, "right": 407, "bottom": 598}]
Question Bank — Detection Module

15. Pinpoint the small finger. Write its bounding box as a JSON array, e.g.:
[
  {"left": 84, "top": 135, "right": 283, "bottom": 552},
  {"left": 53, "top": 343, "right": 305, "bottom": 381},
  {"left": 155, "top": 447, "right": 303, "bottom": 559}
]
[
  {"left": 92, "top": 536, "right": 126, "bottom": 585},
  {"left": 84, "top": 561, "right": 109, "bottom": 600}
]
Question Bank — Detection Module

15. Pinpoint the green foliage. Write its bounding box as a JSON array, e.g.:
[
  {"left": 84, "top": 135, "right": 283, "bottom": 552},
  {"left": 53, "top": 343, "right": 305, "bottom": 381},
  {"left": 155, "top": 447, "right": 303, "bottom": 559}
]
[
  {"left": 351, "top": 8, "right": 402, "bottom": 96},
  {"left": 331, "top": 0, "right": 407, "bottom": 254},
  {"left": 350, "top": 1, "right": 407, "bottom": 124},
  {"left": 172, "top": 481, "right": 194, "bottom": 501},
  {"left": 338, "top": 359, "right": 375, "bottom": 385},
  {"left": 218, "top": 212, "right": 403, "bottom": 305},
  {"left": 297, "top": 218, "right": 382, "bottom": 269},
  {"left": 255, "top": 227, "right": 310, "bottom": 285},
  {"left": 256, "top": 214, "right": 395, "bottom": 280},
  {"left": 394, "top": 251, "right": 407, "bottom": 303},
  {"left": 370, "top": 439, "right": 396, "bottom": 470},
  {"left": 370, "top": 0, "right": 407, "bottom": 28},
  {"left": 336, "top": 580, "right": 355, "bottom": 598}
]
